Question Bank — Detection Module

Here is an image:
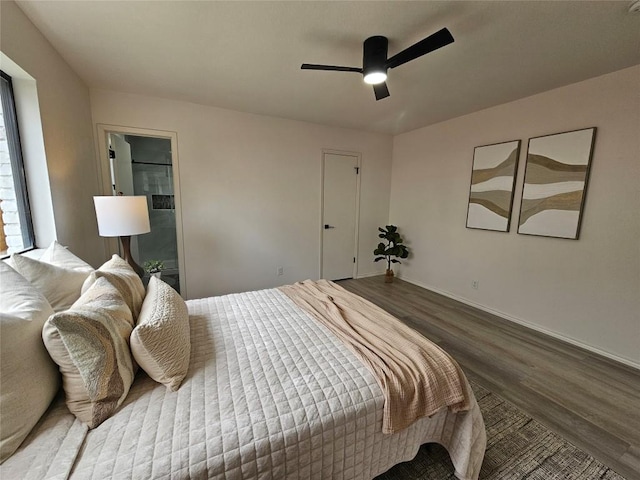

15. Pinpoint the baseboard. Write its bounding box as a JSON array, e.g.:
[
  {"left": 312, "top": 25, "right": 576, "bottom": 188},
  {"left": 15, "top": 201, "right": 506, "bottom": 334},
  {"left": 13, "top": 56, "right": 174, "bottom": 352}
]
[
  {"left": 356, "top": 271, "right": 385, "bottom": 279},
  {"left": 400, "top": 275, "right": 640, "bottom": 371}
]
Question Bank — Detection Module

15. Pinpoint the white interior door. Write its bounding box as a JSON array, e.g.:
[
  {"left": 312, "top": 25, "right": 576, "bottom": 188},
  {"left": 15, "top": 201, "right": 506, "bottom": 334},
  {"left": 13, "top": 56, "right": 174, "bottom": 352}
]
[{"left": 322, "top": 152, "right": 359, "bottom": 280}]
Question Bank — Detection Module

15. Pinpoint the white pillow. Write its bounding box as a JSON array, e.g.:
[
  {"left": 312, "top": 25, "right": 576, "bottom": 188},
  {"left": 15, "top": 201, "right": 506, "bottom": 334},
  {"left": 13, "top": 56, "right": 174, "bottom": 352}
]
[
  {"left": 0, "top": 262, "right": 60, "bottom": 463},
  {"left": 131, "top": 277, "right": 190, "bottom": 391},
  {"left": 8, "top": 254, "right": 92, "bottom": 313},
  {"left": 39, "top": 240, "right": 93, "bottom": 272}
]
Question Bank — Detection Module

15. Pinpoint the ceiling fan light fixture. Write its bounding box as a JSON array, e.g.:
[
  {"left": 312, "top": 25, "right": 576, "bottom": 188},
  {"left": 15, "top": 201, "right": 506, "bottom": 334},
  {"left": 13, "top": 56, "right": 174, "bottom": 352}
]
[
  {"left": 362, "top": 35, "right": 389, "bottom": 85},
  {"left": 363, "top": 71, "right": 387, "bottom": 85}
]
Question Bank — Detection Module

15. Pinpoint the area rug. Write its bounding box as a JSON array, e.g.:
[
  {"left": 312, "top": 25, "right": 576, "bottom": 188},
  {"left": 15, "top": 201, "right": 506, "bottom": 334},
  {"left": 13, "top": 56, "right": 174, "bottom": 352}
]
[{"left": 376, "top": 381, "right": 625, "bottom": 480}]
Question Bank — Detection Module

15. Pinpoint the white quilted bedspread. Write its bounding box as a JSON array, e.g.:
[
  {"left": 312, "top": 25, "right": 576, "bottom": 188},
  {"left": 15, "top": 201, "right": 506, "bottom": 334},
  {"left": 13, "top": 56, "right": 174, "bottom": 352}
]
[{"left": 2, "top": 288, "right": 485, "bottom": 480}]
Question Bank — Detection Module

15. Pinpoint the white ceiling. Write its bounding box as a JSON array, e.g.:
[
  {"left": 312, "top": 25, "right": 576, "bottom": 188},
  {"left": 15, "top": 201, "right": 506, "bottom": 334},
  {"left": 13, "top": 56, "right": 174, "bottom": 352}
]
[{"left": 14, "top": 1, "right": 640, "bottom": 135}]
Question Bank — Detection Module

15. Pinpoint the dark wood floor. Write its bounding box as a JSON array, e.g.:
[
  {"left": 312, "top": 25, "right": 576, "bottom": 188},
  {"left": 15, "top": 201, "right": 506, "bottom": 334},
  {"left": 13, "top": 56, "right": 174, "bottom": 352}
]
[{"left": 338, "top": 276, "right": 640, "bottom": 480}]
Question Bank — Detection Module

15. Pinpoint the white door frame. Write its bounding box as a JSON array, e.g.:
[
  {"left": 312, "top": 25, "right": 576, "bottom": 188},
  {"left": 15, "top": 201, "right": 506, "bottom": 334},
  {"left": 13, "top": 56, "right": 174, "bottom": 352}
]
[
  {"left": 319, "top": 149, "right": 362, "bottom": 280},
  {"left": 95, "top": 124, "right": 187, "bottom": 298}
]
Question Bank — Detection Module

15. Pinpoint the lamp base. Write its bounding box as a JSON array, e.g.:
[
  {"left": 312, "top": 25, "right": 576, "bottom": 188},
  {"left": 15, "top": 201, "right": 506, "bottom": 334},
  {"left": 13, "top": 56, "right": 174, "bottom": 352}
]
[{"left": 120, "top": 235, "right": 144, "bottom": 277}]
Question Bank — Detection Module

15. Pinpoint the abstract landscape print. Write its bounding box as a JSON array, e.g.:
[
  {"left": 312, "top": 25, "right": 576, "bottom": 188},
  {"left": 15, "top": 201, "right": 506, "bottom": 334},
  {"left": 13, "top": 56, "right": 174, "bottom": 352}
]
[
  {"left": 518, "top": 128, "right": 596, "bottom": 239},
  {"left": 466, "top": 140, "right": 521, "bottom": 232}
]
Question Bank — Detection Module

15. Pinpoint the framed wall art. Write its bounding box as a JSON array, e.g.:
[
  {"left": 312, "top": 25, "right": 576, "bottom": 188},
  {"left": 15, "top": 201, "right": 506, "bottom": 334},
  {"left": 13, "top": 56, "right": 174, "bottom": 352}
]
[
  {"left": 466, "top": 140, "right": 521, "bottom": 232},
  {"left": 518, "top": 127, "right": 596, "bottom": 240}
]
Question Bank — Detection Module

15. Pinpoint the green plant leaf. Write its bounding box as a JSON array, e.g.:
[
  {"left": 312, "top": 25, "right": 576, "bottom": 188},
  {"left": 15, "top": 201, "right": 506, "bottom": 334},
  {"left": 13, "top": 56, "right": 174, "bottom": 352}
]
[{"left": 374, "top": 243, "right": 387, "bottom": 255}]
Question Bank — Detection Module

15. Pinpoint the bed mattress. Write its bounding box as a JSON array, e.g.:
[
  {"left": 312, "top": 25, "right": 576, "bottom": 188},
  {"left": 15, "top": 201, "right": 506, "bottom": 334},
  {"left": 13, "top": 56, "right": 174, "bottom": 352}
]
[{"left": 2, "top": 288, "right": 485, "bottom": 479}]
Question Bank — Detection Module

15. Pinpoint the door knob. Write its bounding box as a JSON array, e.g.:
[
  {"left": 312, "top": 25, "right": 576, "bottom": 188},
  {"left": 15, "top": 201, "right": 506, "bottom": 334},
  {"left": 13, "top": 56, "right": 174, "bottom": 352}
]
[{"left": 324, "top": 224, "right": 335, "bottom": 229}]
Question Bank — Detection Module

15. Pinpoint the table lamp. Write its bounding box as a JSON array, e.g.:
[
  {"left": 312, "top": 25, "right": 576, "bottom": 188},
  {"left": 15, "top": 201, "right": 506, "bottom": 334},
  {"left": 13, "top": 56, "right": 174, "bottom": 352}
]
[{"left": 93, "top": 195, "right": 151, "bottom": 276}]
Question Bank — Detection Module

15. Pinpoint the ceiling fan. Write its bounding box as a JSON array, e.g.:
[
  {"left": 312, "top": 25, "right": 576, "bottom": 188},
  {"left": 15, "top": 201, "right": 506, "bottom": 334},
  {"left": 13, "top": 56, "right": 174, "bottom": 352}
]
[{"left": 301, "top": 28, "right": 454, "bottom": 101}]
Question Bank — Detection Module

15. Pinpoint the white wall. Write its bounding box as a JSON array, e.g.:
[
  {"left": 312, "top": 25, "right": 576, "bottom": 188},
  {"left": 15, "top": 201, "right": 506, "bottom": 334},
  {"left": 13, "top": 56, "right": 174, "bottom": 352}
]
[
  {"left": 0, "top": 1, "right": 103, "bottom": 266},
  {"left": 90, "top": 89, "right": 392, "bottom": 299},
  {"left": 390, "top": 65, "right": 640, "bottom": 366}
]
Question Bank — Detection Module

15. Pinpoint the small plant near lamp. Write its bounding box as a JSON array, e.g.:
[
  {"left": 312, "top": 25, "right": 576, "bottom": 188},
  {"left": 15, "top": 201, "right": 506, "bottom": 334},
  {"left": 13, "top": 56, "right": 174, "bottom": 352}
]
[
  {"left": 374, "top": 225, "right": 409, "bottom": 283},
  {"left": 144, "top": 260, "right": 164, "bottom": 279}
]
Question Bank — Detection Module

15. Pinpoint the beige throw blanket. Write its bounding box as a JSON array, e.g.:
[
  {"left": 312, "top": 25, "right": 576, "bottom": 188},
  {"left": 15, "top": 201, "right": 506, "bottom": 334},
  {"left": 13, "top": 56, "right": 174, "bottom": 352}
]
[{"left": 279, "top": 279, "right": 471, "bottom": 434}]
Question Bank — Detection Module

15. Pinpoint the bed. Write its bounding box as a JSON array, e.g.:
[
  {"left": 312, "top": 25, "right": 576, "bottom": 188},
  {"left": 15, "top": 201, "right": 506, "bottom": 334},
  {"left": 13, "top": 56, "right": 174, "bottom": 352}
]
[{"left": 0, "top": 245, "right": 486, "bottom": 480}]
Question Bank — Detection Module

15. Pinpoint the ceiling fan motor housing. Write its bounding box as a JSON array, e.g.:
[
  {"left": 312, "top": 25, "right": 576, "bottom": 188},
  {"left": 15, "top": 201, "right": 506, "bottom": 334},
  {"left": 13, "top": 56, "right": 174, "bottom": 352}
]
[{"left": 363, "top": 36, "right": 388, "bottom": 80}]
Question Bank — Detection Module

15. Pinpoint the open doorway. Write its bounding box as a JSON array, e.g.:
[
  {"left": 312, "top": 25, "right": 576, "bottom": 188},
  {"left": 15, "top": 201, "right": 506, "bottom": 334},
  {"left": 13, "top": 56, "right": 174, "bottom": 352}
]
[{"left": 96, "top": 125, "right": 186, "bottom": 296}]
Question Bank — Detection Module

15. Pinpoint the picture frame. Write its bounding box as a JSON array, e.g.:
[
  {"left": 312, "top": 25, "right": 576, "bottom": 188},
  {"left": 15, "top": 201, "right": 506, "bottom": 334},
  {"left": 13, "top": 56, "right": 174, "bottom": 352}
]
[
  {"left": 466, "top": 139, "right": 521, "bottom": 232},
  {"left": 517, "top": 127, "right": 596, "bottom": 240}
]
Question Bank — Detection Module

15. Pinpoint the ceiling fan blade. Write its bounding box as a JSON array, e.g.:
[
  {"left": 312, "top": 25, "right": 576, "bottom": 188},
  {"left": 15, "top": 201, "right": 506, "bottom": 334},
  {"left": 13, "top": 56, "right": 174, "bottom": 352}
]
[
  {"left": 301, "top": 64, "right": 363, "bottom": 73},
  {"left": 373, "top": 82, "right": 390, "bottom": 101},
  {"left": 385, "top": 28, "right": 454, "bottom": 70}
]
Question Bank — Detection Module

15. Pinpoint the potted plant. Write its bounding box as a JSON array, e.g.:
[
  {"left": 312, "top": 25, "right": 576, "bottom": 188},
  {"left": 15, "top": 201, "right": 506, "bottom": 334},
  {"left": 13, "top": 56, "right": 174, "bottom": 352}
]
[
  {"left": 374, "top": 225, "right": 409, "bottom": 283},
  {"left": 144, "top": 260, "right": 164, "bottom": 279}
]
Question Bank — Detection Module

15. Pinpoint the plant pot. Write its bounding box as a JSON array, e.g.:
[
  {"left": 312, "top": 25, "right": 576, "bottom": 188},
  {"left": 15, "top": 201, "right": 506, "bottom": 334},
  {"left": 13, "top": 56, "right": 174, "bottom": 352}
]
[
  {"left": 151, "top": 272, "right": 162, "bottom": 279},
  {"left": 384, "top": 269, "right": 394, "bottom": 283}
]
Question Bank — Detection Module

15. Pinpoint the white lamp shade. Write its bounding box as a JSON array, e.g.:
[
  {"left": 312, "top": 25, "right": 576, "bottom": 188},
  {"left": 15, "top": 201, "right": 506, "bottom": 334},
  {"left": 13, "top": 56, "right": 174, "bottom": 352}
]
[{"left": 93, "top": 196, "right": 151, "bottom": 237}]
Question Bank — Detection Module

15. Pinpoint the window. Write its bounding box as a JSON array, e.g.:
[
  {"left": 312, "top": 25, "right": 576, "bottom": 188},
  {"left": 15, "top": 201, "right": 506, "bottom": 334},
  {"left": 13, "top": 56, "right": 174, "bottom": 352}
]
[{"left": 0, "top": 70, "right": 34, "bottom": 256}]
